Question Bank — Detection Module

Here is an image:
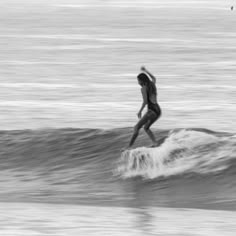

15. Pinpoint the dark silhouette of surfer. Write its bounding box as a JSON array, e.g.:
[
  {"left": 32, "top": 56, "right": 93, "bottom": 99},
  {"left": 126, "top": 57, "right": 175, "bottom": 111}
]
[
  {"left": 231, "top": 6, "right": 234, "bottom": 10},
  {"left": 125, "top": 67, "right": 161, "bottom": 150}
]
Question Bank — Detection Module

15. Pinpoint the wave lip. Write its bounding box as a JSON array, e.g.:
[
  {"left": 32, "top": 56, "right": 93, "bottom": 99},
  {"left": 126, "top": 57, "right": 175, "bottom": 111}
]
[{"left": 116, "top": 129, "right": 236, "bottom": 179}]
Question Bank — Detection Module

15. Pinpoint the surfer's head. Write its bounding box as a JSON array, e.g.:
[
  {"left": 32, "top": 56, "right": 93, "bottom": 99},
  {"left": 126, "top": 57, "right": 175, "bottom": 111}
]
[
  {"left": 137, "top": 73, "right": 150, "bottom": 86},
  {"left": 137, "top": 72, "right": 157, "bottom": 95}
]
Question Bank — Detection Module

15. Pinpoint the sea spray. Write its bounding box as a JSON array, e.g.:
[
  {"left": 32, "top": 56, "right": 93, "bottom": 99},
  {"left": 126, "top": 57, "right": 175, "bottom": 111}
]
[{"left": 117, "top": 129, "right": 236, "bottom": 179}]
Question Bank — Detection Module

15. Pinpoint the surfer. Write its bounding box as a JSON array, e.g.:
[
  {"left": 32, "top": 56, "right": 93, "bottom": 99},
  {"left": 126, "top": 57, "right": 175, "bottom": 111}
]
[{"left": 125, "top": 66, "right": 161, "bottom": 150}]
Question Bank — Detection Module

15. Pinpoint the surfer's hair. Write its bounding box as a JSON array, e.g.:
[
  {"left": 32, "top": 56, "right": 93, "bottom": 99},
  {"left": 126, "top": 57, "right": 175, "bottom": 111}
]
[{"left": 137, "top": 73, "right": 156, "bottom": 95}]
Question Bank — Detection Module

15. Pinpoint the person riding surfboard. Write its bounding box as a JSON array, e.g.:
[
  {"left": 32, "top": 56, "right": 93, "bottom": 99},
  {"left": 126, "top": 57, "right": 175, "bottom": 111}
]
[{"left": 124, "top": 66, "right": 161, "bottom": 150}]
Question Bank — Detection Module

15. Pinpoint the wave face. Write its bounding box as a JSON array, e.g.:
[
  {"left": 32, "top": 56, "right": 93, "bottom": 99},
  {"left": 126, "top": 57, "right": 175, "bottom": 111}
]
[{"left": 0, "top": 128, "right": 236, "bottom": 210}]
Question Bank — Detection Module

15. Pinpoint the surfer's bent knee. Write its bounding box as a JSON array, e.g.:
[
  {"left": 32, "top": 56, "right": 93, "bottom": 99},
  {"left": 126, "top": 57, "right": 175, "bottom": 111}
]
[{"left": 144, "top": 125, "right": 150, "bottom": 132}]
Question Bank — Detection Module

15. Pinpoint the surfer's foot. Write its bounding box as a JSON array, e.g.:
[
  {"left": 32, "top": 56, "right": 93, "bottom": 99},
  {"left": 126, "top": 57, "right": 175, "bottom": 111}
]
[
  {"left": 121, "top": 147, "right": 131, "bottom": 152},
  {"left": 150, "top": 142, "right": 159, "bottom": 147}
]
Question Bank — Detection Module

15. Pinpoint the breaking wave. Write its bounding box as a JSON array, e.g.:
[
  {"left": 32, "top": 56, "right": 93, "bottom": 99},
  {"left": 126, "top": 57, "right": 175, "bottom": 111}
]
[
  {"left": 0, "top": 127, "right": 236, "bottom": 209},
  {"left": 117, "top": 129, "right": 236, "bottom": 178}
]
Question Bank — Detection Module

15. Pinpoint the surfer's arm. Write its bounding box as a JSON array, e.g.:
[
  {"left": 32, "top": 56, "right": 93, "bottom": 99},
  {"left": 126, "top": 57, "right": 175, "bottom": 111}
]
[
  {"left": 138, "top": 87, "right": 147, "bottom": 115},
  {"left": 141, "top": 66, "right": 157, "bottom": 84},
  {"left": 146, "top": 70, "right": 157, "bottom": 84},
  {"left": 139, "top": 103, "right": 146, "bottom": 114}
]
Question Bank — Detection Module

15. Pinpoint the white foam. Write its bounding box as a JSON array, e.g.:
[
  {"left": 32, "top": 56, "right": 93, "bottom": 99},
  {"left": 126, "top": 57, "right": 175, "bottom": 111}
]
[{"left": 117, "top": 129, "right": 236, "bottom": 179}]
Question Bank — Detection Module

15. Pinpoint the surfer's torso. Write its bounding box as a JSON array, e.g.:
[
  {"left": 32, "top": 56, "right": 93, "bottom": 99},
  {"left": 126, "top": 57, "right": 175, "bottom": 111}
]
[{"left": 146, "top": 86, "right": 161, "bottom": 116}]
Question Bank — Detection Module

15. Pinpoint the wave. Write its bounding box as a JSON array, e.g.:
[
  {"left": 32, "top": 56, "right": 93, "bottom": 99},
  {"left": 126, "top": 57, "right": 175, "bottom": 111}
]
[
  {"left": 0, "top": 127, "right": 235, "bottom": 176},
  {"left": 0, "top": 127, "right": 236, "bottom": 208}
]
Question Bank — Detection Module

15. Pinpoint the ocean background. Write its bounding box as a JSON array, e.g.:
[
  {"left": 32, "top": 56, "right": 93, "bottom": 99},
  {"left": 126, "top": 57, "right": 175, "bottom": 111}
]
[{"left": 0, "top": 0, "right": 236, "bottom": 235}]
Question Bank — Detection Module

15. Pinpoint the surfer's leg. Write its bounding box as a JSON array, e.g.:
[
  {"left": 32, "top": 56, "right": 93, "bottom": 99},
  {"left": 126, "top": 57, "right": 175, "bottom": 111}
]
[
  {"left": 144, "top": 125, "right": 157, "bottom": 145},
  {"left": 144, "top": 122, "right": 158, "bottom": 146},
  {"left": 144, "top": 111, "right": 159, "bottom": 146},
  {"left": 128, "top": 113, "right": 149, "bottom": 147}
]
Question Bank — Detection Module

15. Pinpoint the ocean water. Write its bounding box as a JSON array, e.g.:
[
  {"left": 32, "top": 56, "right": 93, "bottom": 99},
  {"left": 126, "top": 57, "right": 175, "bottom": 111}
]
[
  {"left": 0, "top": 0, "right": 235, "bottom": 131},
  {"left": 0, "top": 0, "right": 236, "bottom": 235},
  {"left": 0, "top": 128, "right": 236, "bottom": 235},
  {"left": 1, "top": 203, "right": 236, "bottom": 236}
]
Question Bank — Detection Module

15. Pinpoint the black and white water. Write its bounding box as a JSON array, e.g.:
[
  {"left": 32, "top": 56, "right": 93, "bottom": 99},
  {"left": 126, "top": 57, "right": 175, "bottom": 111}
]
[
  {"left": 0, "top": 0, "right": 236, "bottom": 235},
  {"left": 1, "top": 128, "right": 236, "bottom": 235}
]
